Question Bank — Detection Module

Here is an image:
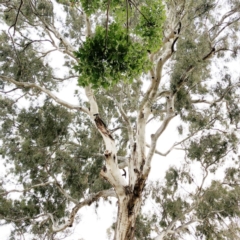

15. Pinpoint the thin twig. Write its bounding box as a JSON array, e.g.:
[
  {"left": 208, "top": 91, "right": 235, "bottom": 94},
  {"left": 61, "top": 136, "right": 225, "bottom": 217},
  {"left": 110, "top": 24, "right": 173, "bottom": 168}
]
[
  {"left": 0, "top": 87, "right": 19, "bottom": 94},
  {"left": 128, "top": 0, "right": 150, "bottom": 24},
  {"left": 126, "top": 0, "right": 129, "bottom": 42},
  {"left": 105, "top": 0, "right": 111, "bottom": 49},
  {"left": 9, "top": 0, "right": 23, "bottom": 36}
]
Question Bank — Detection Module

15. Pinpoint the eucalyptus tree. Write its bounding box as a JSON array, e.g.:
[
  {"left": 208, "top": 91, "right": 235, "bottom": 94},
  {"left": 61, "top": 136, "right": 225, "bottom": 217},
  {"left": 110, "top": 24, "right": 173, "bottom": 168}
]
[{"left": 0, "top": 0, "right": 240, "bottom": 239}]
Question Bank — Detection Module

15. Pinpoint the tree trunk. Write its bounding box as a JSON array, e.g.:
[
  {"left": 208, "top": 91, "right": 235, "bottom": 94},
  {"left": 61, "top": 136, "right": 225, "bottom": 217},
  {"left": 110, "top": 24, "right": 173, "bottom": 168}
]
[
  {"left": 86, "top": 87, "right": 150, "bottom": 239},
  {"left": 114, "top": 174, "right": 147, "bottom": 240}
]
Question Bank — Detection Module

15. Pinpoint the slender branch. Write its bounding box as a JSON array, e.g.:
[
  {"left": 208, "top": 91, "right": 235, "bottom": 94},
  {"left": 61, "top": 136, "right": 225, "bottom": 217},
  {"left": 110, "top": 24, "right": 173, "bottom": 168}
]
[
  {"left": 48, "top": 174, "right": 79, "bottom": 204},
  {"left": 157, "top": 90, "right": 172, "bottom": 98},
  {"left": 0, "top": 181, "right": 53, "bottom": 196},
  {"left": 175, "top": 220, "right": 198, "bottom": 232},
  {"left": 139, "top": 39, "right": 173, "bottom": 115},
  {"left": 202, "top": 47, "right": 215, "bottom": 60},
  {"left": 191, "top": 98, "right": 212, "bottom": 104},
  {"left": 191, "top": 83, "right": 240, "bottom": 105},
  {"left": 196, "top": 164, "right": 209, "bottom": 196},
  {"left": 44, "top": 27, "right": 58, "bottom": 48},
  {"left": 14, "top": 92, "right": 28, "bottom": 103},
  {"left": 22, "top": 39, "right": 53, "bottom": 51},
  {"left": 0, "top": 87, "right": 19, "bottom": 94},
  {"left": 146, "top": 140, "right": 183, "bottom": 156},
  {"left": 48, "top": 189, "right": 116, "bottom": 232},
  {"left": 113, "top": 97, "right": 134, "bottom": 146},
  {"left": 155, "top": 198, "right": 204, "bottom": 240},
  {"left": 210, "top": 7, "right": 240, "bottom": 40},
  {"left": 0, "top": 75, "right": 89, "bottom": 114},
  {"left": 52, "top": 75, "right": 79, "bottom": 81},
  {"left": 146, "top": 113, "right": 176, "bottom": 171},
  {"left": 126, "top": 0, "right": 129, "bottom": 42},
  {"left": 9, "top": 0, "right": 23, "bottom": 36},
  {"left": 28, "top": 0, "right": 76, "bottom": 60},
  {"left": 0, "top": 213, "right": 46, "bottom": 223},
  {"left": 147, "top": 127, "right": 205, "bottom": 156},
  {"left": 105, "top": 0, "right": 111, "bottom": 49},
  {"left": 128, "top": 0, "right": 151, "bottom": 24},
  {"left": 7, "top": 31, "right": 21, "bottom": 67},
  {"left": 37, "top": 48, "right": 58, "bottom": 59}
]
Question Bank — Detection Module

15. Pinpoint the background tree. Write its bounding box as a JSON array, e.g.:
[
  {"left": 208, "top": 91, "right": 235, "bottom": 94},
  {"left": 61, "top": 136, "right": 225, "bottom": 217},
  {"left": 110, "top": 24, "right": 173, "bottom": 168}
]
[{"left": 0, "top": 0, "right": 240, "bottom": 239}]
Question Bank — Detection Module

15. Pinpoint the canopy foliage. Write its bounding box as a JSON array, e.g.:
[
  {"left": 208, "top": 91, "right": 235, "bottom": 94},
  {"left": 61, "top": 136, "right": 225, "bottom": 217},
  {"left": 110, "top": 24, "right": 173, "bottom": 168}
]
[{"left": 0, "top": 0, "right": 240, "bottom": 240}]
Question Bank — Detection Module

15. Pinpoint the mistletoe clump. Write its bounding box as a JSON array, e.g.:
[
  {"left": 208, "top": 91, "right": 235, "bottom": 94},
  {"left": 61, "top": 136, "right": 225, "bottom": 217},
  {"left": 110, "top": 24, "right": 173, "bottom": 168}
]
[{"left": 74, "top": 23, "right": 150, "bottom": 89}]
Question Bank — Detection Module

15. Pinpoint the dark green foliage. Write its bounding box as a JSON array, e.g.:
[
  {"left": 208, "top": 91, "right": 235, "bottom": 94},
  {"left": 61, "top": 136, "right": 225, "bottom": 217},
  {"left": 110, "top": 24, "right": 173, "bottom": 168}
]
[
  {"left": 135, "top": 0, "right": 165, "bottom": 52},
  {"left": 135, "top": 214, "right": 157, "bottom": 240},
  {"left": 196, "top": 181, "right": 240, "bottom": 239},
  {"left": 1, "top": 101, "right": 71, "bottom": 181},
  {"left": 2, "top": 0, "right": 52, "bottom": 26},
  {"left": 171, "top": 34, "right": 210, "bottom": 96},
  {"left": 73, "top": 0, "right": 165, "bottom": 88},
  {"left": 74, "top": 23, "right": 150, "bottom": 89},
  {"left": 0, "top": 33, "right": 54, "bottom": 88},
  {"left": 0, "top": 97, "right": 16, "bottom": 128},
  {"left": 224, "top": 167, "right": 240, "bottom": 185},
  {"left": 0, "top": 195, "right": 40, "bottom": 224},
  {"left": 213, "top": 74, "right": 240, "bottom": 126},
  {"left": 37, "top": 0, "right": 53, "bottom": 19},
  {"left": 0, "top": 98, "right": 111, "bottom": 236},
  {"left": 65, "top": 7, "right": 85, "bottom": 44},
  {"left": 17, "top": 103, "right": 72, "bottom": 147},
  {"left": 170, "top": 11, "right": 212, "bottom": 123},
  {"left": 145, "top": 161, "right": 240, "bottom": 239},
  {"left": 161, "top": 197, "right": 188, "bottom": 222},
  {"left": 79, "top": 0, "right": 121, "bottom": 15},
  {"left": 187, "top": 133, "right": 237, "bottom": 168},
  {"left": 197, "top": 181, "right": 240, "bottom": 219}
]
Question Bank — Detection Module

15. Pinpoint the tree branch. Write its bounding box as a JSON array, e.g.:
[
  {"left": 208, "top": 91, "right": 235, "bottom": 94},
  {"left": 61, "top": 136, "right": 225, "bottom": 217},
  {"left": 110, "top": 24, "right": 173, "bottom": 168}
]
[
  {"left": 104, "top": 0, "right": 111, "bottom": 48},
  {"left": 1, "top": 213, "right": 46, "bottom": 224},
  {"left": 51, "top": 177, "right": 79, "bottom": 204},
  {"left": 0, "top": 75, "right": 89, "bottom": 114},
  {"left": 28, "top": 0, "right": 77, "bottom": 60},
  {"left": 0, "top": 181, "right": 52, "bottom": 196},
  {"left": 85, "top": 87, "right": 127, "bottom": 196},
  {"left": 47, "top": 188, "right": 116, "bottom": 232},
  {"left": 111, "top": 97, "right": 134, "bottom": 146},
  {"left": 146, "top": 127, "right": 204, "bottom": 156},
  {"left": 210, "top": 6, "right": 240, "bottom": 40},
  {"left": 191, "top": 83, "right": 240, "bottom": 105},
  {"left": 9, "top": 0, "right": 23, "bottom": 36},
  {"left": 52, "top": 75, "right": 79, "bottom": 81},
  {"left": 146, "top": 96, "right": 176, "bottom": 171}
]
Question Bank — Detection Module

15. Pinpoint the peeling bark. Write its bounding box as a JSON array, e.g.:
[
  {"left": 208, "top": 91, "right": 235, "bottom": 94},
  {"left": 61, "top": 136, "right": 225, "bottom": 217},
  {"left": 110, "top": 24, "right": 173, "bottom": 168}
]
[
  {"left": 94, "top": 114, "right": 114, "bottom": 140},
  {"left": 114, "top": 186, "right": 144, "bottom": 240}
]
